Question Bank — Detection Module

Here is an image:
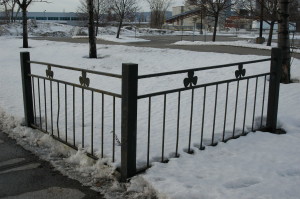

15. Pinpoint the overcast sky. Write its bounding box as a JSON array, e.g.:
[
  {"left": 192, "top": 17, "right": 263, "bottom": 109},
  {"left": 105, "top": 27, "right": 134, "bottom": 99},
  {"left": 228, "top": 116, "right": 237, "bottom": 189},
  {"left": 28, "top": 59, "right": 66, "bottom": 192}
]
[{"left": 28, "top": 0, "right": 185, "bottom": 13}]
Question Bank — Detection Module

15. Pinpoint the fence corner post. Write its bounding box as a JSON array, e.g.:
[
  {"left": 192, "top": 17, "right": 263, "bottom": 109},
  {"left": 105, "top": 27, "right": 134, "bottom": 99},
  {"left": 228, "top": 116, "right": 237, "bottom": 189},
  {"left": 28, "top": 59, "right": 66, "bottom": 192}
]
[
  {"left": 266, "top": 48, "right": 282, "bottom": 133},
  {"left": 121, "top": 63, "right": 138, "bottom": 181},
  {"left": 20, "top": 52, "right": 34, "bottom": 127}
]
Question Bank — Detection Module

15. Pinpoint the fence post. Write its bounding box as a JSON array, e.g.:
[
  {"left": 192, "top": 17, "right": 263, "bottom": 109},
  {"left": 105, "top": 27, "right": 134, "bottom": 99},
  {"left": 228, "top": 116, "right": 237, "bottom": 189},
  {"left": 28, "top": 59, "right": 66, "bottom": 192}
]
[
  {"left": 121, "top": 63, "right": 138, "bottom": 181},
  {"left": 20, "top": 52, "right": 34, "bottom": 127},
  {"left": 266, "top": 48, "right": 282, "bottom": 133}
]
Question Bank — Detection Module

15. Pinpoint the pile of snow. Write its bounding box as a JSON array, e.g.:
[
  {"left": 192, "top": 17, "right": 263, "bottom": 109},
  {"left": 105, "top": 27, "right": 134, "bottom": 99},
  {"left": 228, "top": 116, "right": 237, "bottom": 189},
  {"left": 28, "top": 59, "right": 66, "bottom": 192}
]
[
  {"left": 0, "top": 21, "right": 87, "bottom": 37},
  {"left": 0, "top": 37, "right": 300, "bottom": 199}
]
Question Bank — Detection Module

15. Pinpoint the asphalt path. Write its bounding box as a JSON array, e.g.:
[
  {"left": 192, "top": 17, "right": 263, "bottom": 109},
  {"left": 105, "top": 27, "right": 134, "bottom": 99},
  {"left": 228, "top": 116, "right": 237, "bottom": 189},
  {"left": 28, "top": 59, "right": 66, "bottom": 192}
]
[
  {"left": 0, "top": 131, "right": 103, "bottom": 199},
  {"left": 33, "top": 35, "right": 300, "bottom": 59}
]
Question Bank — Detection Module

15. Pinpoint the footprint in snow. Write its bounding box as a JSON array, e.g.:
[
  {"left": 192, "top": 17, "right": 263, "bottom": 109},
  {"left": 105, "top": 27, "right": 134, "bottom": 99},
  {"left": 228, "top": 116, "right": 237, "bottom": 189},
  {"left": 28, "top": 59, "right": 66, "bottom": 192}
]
[{"left": 223, "top": 177, "right": 261, "bottom": 189}]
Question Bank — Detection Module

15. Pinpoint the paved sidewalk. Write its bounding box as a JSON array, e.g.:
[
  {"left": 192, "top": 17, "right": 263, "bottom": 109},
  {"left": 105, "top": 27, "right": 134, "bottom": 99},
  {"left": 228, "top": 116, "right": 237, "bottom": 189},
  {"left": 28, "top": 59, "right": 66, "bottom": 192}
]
[{"left": 0, "top": 131, "right": 104, "bottom": 199}]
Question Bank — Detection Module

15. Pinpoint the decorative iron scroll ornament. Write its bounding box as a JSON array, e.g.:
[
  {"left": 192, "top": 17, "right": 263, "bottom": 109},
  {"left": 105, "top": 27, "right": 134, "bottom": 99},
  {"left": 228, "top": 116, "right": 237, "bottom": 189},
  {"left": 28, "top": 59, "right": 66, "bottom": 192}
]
[
  {"left": 184, "top": 71, "right": 198, "bottom": 88},
  {"left": 79, "top": 71, "right": 90, "bottom": 87},
  {"left": 235, "top": 64, "right": 246, "bottom": 79},
  {"left": 46, "top": 65, "right": 54, "bottom": 79}
]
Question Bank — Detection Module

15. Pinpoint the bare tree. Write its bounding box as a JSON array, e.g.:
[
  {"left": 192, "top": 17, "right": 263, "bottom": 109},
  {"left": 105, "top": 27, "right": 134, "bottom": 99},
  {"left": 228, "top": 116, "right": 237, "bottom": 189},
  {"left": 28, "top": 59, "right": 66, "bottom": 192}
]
[
  {"left": 77, "top": 0, "right": 109, "bottom": 36},
  {"left": 185, "top": 0, "right": 207, "bottom": 34},
  {"left": 256, "top": 0, "right": 279, "bottom": 46},
  {"left": 147, "top": 0, "right": 172, "bottom": 29},
  {"left": 109, "top": 0, "right": 138, "bottom": 38},
  {"left": 16, "top": 0, "right": 50, "bottom": 48},
  {"left": 191, "top": 0, "right": 234, "bottom": 42}
]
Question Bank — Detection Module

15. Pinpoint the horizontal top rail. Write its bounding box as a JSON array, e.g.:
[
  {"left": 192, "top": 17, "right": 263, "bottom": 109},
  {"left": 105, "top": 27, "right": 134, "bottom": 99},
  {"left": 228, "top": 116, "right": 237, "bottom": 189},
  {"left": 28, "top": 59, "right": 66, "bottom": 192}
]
[
  {"left": 29, "top": 74, "right": 122, "bottom": 98},
  {"left": 138, "top": 58, "right": 271, "bottom": 79},
  {"left": 138, "top": 72, "right": 270, "bottom": 99},
  {"left": 28, "top": 60, "right": 122, "bottom": 79}
]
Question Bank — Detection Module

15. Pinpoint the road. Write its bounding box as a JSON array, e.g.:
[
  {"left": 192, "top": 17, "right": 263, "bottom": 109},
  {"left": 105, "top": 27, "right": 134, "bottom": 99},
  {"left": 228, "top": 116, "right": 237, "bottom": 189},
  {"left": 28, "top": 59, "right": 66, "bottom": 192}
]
[{"left": 33, "top": 35, "right": 300, "bottom": 59}]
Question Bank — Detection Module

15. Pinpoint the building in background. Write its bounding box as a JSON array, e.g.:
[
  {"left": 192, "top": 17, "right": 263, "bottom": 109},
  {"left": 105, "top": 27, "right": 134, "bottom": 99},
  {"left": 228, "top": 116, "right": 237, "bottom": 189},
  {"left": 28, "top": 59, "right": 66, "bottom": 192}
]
[
  {"left": 0, "top": 12, "right": 86, "bottom": 26},
  {"left": 166, "top": 0, "right": 232, "bottom": 31}
]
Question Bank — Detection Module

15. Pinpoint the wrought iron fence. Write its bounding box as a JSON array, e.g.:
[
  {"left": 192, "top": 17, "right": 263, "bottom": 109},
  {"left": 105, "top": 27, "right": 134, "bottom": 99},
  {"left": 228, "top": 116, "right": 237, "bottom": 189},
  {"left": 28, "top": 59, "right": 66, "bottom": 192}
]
[
  {"left": 21, "top": 48, "right": 282, "bottom": 181},
  {"left": 20, "top": 52, "right": 122, "bottom": 162}
]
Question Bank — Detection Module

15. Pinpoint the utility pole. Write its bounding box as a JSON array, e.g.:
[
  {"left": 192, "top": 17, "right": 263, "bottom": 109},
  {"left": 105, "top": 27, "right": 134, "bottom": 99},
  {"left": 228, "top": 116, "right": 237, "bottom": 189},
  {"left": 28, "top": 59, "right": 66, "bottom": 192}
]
[{"left": 278, "top": 0, "right": 291, "bottom": 83}]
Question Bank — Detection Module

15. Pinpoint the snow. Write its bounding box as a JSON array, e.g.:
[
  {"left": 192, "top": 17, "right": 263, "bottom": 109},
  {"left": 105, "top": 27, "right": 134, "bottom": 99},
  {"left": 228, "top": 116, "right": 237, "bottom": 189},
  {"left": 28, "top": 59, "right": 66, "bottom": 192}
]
[
  {"left": 72, "top": 35, "right": 150, "bottom": 43},
  {"left": 1, "top": 22, "right": 300, "bottom": 199},
  {"left": 174, "top": 40, "right": 300, "bottom": 54}
]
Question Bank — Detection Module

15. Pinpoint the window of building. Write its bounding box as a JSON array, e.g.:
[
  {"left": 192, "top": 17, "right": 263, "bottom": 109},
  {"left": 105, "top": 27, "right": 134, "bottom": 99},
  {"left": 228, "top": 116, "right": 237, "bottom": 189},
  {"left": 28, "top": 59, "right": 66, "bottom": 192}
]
[{"left": 48, "top": 17, "right": 59, "bottom": 20}]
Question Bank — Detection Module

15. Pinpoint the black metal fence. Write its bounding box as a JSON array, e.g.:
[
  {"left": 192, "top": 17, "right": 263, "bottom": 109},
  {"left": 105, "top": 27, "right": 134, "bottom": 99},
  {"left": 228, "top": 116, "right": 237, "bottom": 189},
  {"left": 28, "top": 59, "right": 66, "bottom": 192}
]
[{"left": 21, "top": 48, "right": 282, "bottom": 181}]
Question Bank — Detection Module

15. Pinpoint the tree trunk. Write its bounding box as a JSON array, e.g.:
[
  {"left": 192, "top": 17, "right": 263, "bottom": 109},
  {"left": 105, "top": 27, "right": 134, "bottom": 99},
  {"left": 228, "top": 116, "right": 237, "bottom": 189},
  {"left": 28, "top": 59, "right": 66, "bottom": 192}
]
[
  {"left": 22, "top": 8, "right": 29, "bottom": 48},
  {"left": 212, "top": 14, "right": 219, "bottom": 42},
  {"left": 267, "top": 21, "right": 275, "bottom": 46},
  {"left": 278, "top": 0, "right": 291, "bottom": 83},
  {"left": 95, "top": 0, "right": 100, "bottom": 36},
  {"left": 116, "top": 15, "right": 124, "bottom": 39},
  {"left": 88, "top": 0, "right": 97, "bottom": 58}
]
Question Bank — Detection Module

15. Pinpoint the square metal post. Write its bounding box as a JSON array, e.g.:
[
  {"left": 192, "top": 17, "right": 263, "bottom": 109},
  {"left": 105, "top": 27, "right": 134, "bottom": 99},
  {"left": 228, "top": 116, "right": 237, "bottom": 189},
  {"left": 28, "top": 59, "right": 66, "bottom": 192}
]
[
  {"left": 20, "top": 52, "right": 34, "bottom": 127},
  {"left": 121, "top": 63, "right": 138, "bottom": 181},
  {"left": 266, "top": 48, "right": 282, "bottom": 133}
]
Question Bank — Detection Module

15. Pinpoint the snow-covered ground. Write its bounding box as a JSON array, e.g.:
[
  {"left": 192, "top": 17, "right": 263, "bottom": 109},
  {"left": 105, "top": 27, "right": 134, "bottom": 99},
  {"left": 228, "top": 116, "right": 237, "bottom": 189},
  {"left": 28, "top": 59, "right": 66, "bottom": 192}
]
[
  {"left": 174, "top": 40, "right": 300, "bottom": 53},
  {"left": 1, "top": 22, "right": 300, "bottom": 198},
  {"left": 72, "top": 35, "right": 150, "bottom": 43}
]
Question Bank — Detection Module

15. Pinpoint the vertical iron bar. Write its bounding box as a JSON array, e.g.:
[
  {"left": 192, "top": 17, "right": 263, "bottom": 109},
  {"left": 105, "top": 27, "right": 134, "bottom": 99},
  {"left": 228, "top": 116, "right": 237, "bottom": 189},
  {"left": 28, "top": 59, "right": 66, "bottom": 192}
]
[
  {"left": 65, "top": 84, "right": 67, "bottom": 142},
  {"left": 101, "top": 93, "right": 104, "bottom": 158},
  {"left": 50, "top": 81, "right": 53, "bottom": 135},
  {"left": 91, "top": 91, "right": 94, "bottom": 155},
  {"left": 43, "top": 79, "right": 47, "bottom": 132},
  {"left": 211, "top": 84, "right": 218, "bottom": 145},
  {"left": 222, "top": 83, "right": 229, "bottom": 142},
  {"left": 32, "top": 77, "right": 36, "bottom": 124},
  {"left": 242, "top": 79, "right": 249, "bottom": 135},
  {"left": 188, "top": 89, "right": 194, "bottom": 153},
  {"left": 175, "top": 91, "right": 181, "bottom": 157},
  {"left": 37, "top": 78, "right": 42, "bottom": 129},
  {"left": 162, "top": 94, "right": 167, "bottom": 162},
  {"left": 73, "top": 86, "right": 75, "bottom": 146},
  {"left": 147, "top": 97, "right": 151, "bottom": 167},
  {"left": 20, "top": 52, "right": 34, "bottom": 127},
  {"left": 260, "top": 75, "right": 267, "bottom": 128},
  {"left": 82, "top": 88, "right": 84, "bottom": 148},
  {"left": 112, "top": 96, "right": 115, "bottom": 162},
  {"left": 200, "top": 87, "right": 206, "bottom": 150},
  {"left": 233, "top": 81, "right": 240, "bottom": 137},
  {"left": 252, "top": 77, "right": 258, "bottom": 131},
  {"left": 57, "top": 82, "right": 60, "bottom": 137}
]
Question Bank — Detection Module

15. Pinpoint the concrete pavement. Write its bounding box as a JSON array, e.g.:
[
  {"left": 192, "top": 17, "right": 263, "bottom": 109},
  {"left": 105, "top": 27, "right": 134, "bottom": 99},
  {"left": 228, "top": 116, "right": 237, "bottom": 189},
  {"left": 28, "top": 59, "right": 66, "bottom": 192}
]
[{"left": 0, "top": 131, "right": 103, "bottom": 199}]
